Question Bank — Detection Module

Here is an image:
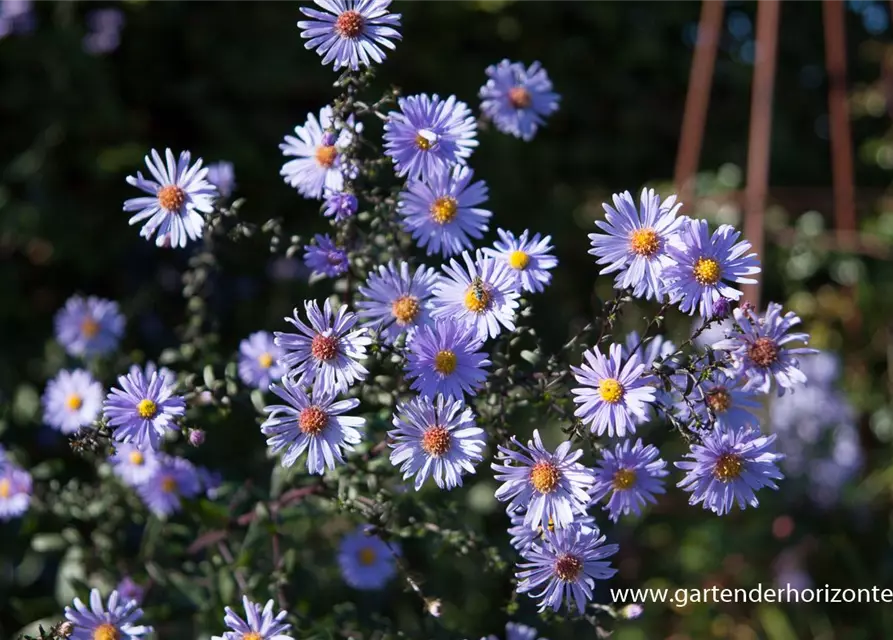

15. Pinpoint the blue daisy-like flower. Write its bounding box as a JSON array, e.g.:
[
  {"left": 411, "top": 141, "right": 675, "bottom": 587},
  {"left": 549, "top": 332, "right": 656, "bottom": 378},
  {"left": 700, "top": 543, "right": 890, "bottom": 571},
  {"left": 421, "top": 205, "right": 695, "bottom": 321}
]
[
  {"left": 338, "top": 525, "right": 398, "bottom": 590},
  {"left": 274, "top": 299, "right": 371, "bottom": 394},
  {"left": 590, "top": 438, "right": 668, "bottom": 522},
  {"left": 388, "top": 394, "right": 486, "bottom": 491},
  {"left": 483, "top": 621, "right": 546, "bottom": 640},
  {"left": 508, "top": 510, "right": 595, "bottom": 554},
  {"left": 323, "top": 190, "right": 358, "bottom": 221},
  {"left": 571, "top": 343, "right": 657, "bottom": 437},
  {"left": 676, "top": 426, "right": 784, "bottom": 516},
  {"left": 663, "top": 218, "right": 761, "bottom": 316},
  {"left": 587, "top": 189, "right": 684, "bottom": 301},
  {"left": 63, "top": 588, "right": 152, "bottom": 640},
  {"left": 135, "top": 454, "right": 203, "bottom": 517},
  {"left": 431, "top": 250, "right": 520, "bottom": 342},
  {"left": 677, "top": 368, "right": 760, "bottom": 431},
  {"left": 357, "top": 260, "right": 439, "bottom": 343},
  {"left": 54, "top": 295, "right": 125, "bottom": 358},
  {"left": 280, "top": 106, "right": 358, "bottom": 200},
  {"left": 298, "top": 0, "right": 401, "bottom": 71},
  {"left": 206, "top": 160, "right": 236, "bottom": 198},
  {"left": 479, "top": 59, "right": 560, "bottom": 141},
  {"left": 383, "top": 93, "right": 478, "bottom": 181},
  {"left": 238, "top": 331, "right": 288, "bottom": 391},
  {"left": 714, "top": 302, "right": 817, "bottom": 396},
  {"left": 103, "top": 369, "right": 186, "bottom": 450},
  {"left": 110, "top": 444, "right": 159, "bottom": 487},
  {"left": 115, "top": 577, "right": 145, "bottom": 606},
  {"left": 404, "top": 318, "right": 490, "bottom": 400},
  {"left": 123, "top": 148, "right": 217, "bottom": 249},
  {"left": 492, "top": 430, "right": 594, "bottom": 531},
  {"left": 515, "top": 524, "right": 619, "bottom": 614},
  {"left": 483, "top": 228, "right": 557, "bottom": 294},
  {"left": 42, "top": 369, "right": 104, "bottom": 434},
  {"left": 0, "top": 463, "right": 32, "bottom": 521},
  {"left": 211, "top": 595, "right": 293, "bottom": 640},
  {"left": 261, "top": 380, "right": 365, "bottom": 474},
  {"left": 398, "top": 165, "right": 491, "bottom": 257},
  {"left": 303, "top": 234, "right": 349, "bottom": 279}
]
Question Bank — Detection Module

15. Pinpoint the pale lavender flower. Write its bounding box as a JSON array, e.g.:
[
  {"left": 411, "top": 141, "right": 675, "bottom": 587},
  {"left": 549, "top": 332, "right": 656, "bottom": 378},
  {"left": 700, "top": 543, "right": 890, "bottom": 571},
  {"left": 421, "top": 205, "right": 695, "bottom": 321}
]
[
  {"left": 280, "top": 106, "right": 358, "bottom": 199},
  {"left": 0, "top": 464, "right": 31, "bottom": 521},
  {"left": 238, "top": 331, "right": 288, "bottom": 391},
  {"left": 110, "top": 443, "right": 159, "bottom": 487},
  {"left": 115, "top": 577, "right": 145, "bottom": 605},
  {"left": 298, "top": 0, "right": 401, "bottom": 71},
  {"left": 508, "top": 510, "right": 595, "bottom": 554},
  {"left": 135, "top": 454, "right": 203, "bottom": 517},
  {"left": 590, "top": 439, "right": 667, "bottom": 522},
  {"left": 338, "top": 525, "right": 398, "bottom": 590},
  {"left": 42, "top": 369, "right": 104, "bottom": 434},
  {"left": 404, "top": 318, "right": 490, "bottom": 399},
  {"left": 482, "top": 228, "right": 557, "bottom": 294},
  {"left": 211, "top": 595, "right": 293, "bottom": 640},
  {"left": 54, "top": 295, "right": 125, "bottom": 358},
  {"left": 63, "top": 588, "right": 152, "bottom": 639},
  {"left": 479, "top": 59, "right": 560, "bottom": 141},
  {"left": 303, "top": 234, "right": 349, "bottom": 279},
  {"left": 123, "top": 148, "right": 217, "bottom": 248},
  {"left": 0, "top": 0, "right": 34, "bottom": 38},
  {"left": 356, "top": 260, "right": 439, "bottom": 343},
  {"left": 206, "top": 161, "right": 236, "bottom": 198},
  {"left": 103, "top": 369, "right": 186, "bottom": 450}
]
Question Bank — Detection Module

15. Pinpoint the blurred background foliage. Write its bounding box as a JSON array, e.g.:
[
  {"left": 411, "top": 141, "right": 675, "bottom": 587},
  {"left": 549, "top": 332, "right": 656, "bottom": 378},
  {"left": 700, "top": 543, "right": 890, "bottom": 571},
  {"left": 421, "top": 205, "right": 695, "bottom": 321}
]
[{"left": 1, "top": 1, "right": 893, "bottom": 639}]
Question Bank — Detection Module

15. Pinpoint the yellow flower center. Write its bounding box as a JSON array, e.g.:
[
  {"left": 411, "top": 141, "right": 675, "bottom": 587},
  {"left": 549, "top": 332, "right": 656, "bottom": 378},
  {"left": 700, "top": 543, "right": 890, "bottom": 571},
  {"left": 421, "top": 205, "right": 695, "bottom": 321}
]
[
  {"left": 334, "top": 9, "right": 364, "bottom": 38},
  {"left": 81, "top": 317, "right": 100, "bottom": 338},
  {"left": 508, "top": 86, "right": 532, "bottom": 109},
  {"left": 555, "top": 554, "right": 583, "bottom": 582},
  {"left": 508, "top": 250, "right": 530, "bottom": 270},
  {"left": 136, "top": 399, "right": 157, "bottom": 419},
  {"left": 421, "top": 425, "right": 451, "bottom": 457},
  {"left": 430, "top": 196, "right": 458, "bottom": 224},
  {"left": 714, "top": 453, "right": 743, "bottom": 482},
  {"left": 415, "top": 133, "right": 433, "bottom": 151},
  {"left": 463, "top": 285, "right": 491, "bottom": 313},
  {"left": 299, "top": 405, "right": 328, "bottom": 436},
  {"left": 242, "top": 633, "right": 263, "bottom": 640},
  {"left": 315, "top": 145, "right": 338, "bottom": 168},
  {"left": 530, "top": 461, "right": 561, "bottom": 494},
  {"left": 0, "top": 478, "right": 11, "bottom": 499},
  {"left": 693, "top": 257, "right": 722, "bottom": 285},
  {"left": 358, "top": 546, "right": 377, "bottom": 566},
  {"left": 129, "top": 451, "right": 145, "bottom": 466},
  {"left": 747, "top": 337, "right": 779, "bottom": 367},
  {"left": 391, "top": 295, "right": 420, "bottom": 325},
  {"left": 66, "top": 394, "right": 83, "bottom": 411},
  {"left": 705, "top": 388, "right": 732, "bottom": 413},
  {"left": 629, "top": 227, "right": 661, "bottom": 257},
  {"left": 161, "top": 476, "right": 177, "bottom": 494},
  {"left": 92, "top": 624, "right": 121, "bottom": 640},
  {"left": 257, "top": 352, "right": 274, "bottom": 369},
  {"left": 157, "top": 184, "right": 186, "bottom": 212},
  {"left": 612, "top": 468, "right": 636, "bottom": 490},
  {"left": 433, "top": 350, "right": 457, "bottom": 375},
  {"left": 598, "top": 378, "right": 624, "bottom": 404}
]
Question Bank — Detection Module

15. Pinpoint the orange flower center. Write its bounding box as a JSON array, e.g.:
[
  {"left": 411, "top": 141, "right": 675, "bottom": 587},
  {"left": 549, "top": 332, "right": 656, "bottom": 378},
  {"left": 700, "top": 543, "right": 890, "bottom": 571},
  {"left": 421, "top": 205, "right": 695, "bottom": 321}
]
[
  {"left": 257, "top": 352, "right": 274, "bottom": 369},
  {"left": 242, "top": 633, "right": 263, "bottom": 640},
  {"left": 0, "top": 479, "right": 11, "bottom": 499},
  {"left": 311, "top": 334, "right": 338, "bottom": 361},
  {"left": 66, "top": 394, "right": 83, "bottom": 411},
  {"left": 629, "top": 228, "right": 660, "bottom": 257},
  {"left": 612, "top": 468, "right": 636, "bottom": 490},
  {"left": 464, "top": 284, "right": 490, "bottom": 313},
  {"left": 430, "top": 196, "right": 458, "bottom": 224},
  {"left": 421, "top": 426, "right": 451, "bottom": 457},
  {"left": 129, "top": 451, "right": 145, "bottom": 466},
  {"left": 157, "top": 184, "right": 186, "bottom": 211},
  {"left": 747, "top": 337, "right": 779, "bottom": 367},
  {"left": 81, "top": 317, "right": 100, "bottom": 338},
  {"left": 299, "top": 405, "right": 328, "bottom": 436},
  {"left": 714, "top": 453, "right": 743, "bottom": 482},
  {"left": 391, "top": 295, "right": 420, "bottom": 325},
  {"left": 693, "top": 257, "right": 722, "bottom": 285},
  {"left": 415, "top": 133, "right": 433, "bottom": 151},
  {"left": 433, "top": 350, "right": 457, "bottom": 375},
  {"left": 705, "top": 387, "right": 732, "bottom": 413},
  {"left": 92, "top": 624, "right": 121, "bottom": 640},
  {"left": 508, "top": 86, "right": 532, "bottom": 109},
  {"left": 160, "top": 476, "right": 177, "bottom": 494},
  {"left": 530, "top": 461, "right": 561, "bottom": 494},
  {"left": 555, "top": 554, "right": 583, "bottom": 582},
  {"left": 358, "top": 546, "right": 377, "bottom": 566},
  {"left": 334, "top": 9, "right": 364, "bottom": 38},
  {"left": 315, "top": 145, "right": 338, "bottom": 168}
]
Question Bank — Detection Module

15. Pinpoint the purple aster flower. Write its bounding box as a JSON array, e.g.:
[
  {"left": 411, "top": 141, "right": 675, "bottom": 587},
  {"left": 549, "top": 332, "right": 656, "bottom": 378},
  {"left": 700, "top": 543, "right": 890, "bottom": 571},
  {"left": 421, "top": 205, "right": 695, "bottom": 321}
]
[
  {"left": 323, "top": 190, "right": 358, "bottom": 221},
  {"left": 571, "top": 343, "right": 657, "bottom": 437},
  {"left": 123, "top": 148, "right": 218, "bottom": 249},
  {"left": 431, "top": 250, "right": 520, "bottom": 341},
  {"left": 484, "top": 622, "right": 545, "bottom": 640},
  {"left": 383, "top": 94, "right": 478, "bottom": 181},
  {"left": 42, "top": 369, "right": 104, "bottom": 434},
  {"left": 238, "top": 331, "right": 288, "bottom": 391},
  {"left": 128, "top": 361, "right": 176, "bottom": 388},
  {"left": 590, "top": 438, "right": 667, "bottom": 522},
  {"left": 388, "top": 394, "right": 486, "bottom": 490},
  {"left": 479, "top": 59, "right": 560, "bottom": 141},
  {"left": 663, "top": 218, "right": 761, "bottom": 316},
  {"left": 135, "top": 454, "right": 203, "bottom": 517},
  {"left": 516, "top": 525, "right": 618, "bottom": 614},
  {"left": 712, "top": 296, "right": 732, "bottom": 319},
  {"left": 274, "top": 299, "right": 371, "bottom": 393},
  {"left": 103, "top": 369, "right": 186, "bottom": 450},
  {"left": 714, "top": 302, "right": 817, "bottom": 396},
  {"left": 357, "top": 260, "right": 439, "bottom": 344},
  {"left": 63, "top": 588, "right": 152, "bottom": 640},
  {"left": 587, "top": 189, "right": 684, "bottom": 301},
  {"left": 508, "top": 510, "right": 595, "bottom": 554},
  {"left": 404, "top": 318, "right": 490, "bottom": 399},
  {"left": 338, "top": 525, "right": 398, "bottom": 590},
  {"left": 483, "top": 228, "right": 557, "bottom": 294},
  {"left": 303, "top": 234, "right": 349, "bottom": 279},
  {"left": 206, "top": 160, "right": 236, "bottom": 198},
  {"left": 298, "top": 0, "right": 401, "bottom": 71},
  {"left": 0, "top": 464, "right": 31, "bottom": 521},
  {"left": 677, "top": 368, "right": 760, "bottom": 431},
  {"left": 54, "top": 295, "right": 125, "bottom": 358},
  {"left": 211, "top": 595, "right": 293, "bottom": 640},
  {"left": 115, "top": 577, "right": 145, "bottom": 605},
  {"left": 83, "top": 8, "right": 124, "bottom": 55},
  {"left": 280, "top": 105, "right": 358, "bottom": 200},
  {"left": 397, "top": 165, "right": 491, "bottom": 257},
  {"left": 110, "top": 443, "right": 159, "bottom": 487},
  {"left": 676, "top": 426, "right": 784, "bottom": 515},
  {"left": 0, "top": 0, "right": 34, "bottom": 38},
  {"left": 261, "top": 380, "right": 365, "bottom": 474},
  {"left": 492, "top": 430, "right": 594, "bottom": 531}
]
